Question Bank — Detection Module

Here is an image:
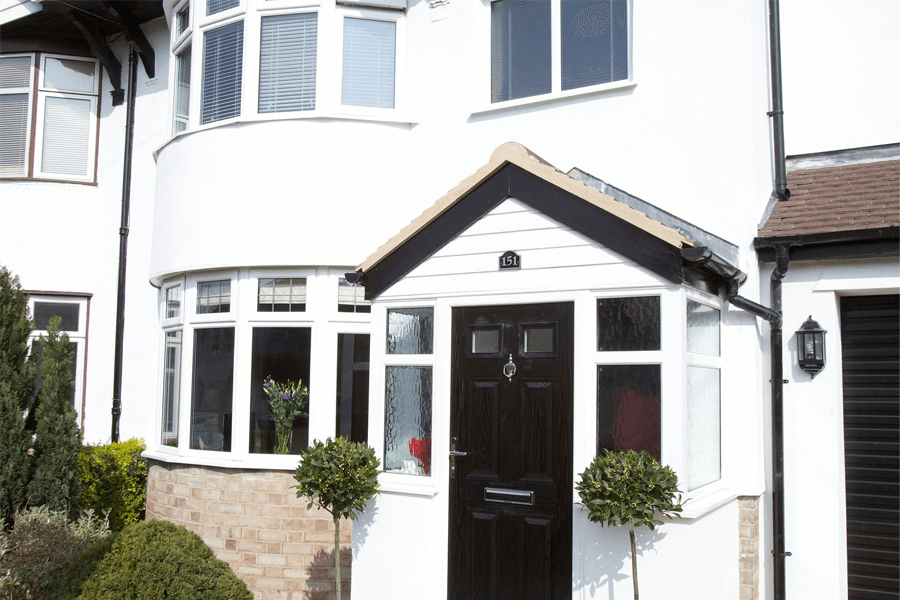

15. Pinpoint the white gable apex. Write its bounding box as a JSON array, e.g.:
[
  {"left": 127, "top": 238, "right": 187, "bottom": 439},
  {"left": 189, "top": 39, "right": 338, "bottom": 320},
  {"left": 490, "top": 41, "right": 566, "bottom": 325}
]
[{"left": 376, "top": 198, "right": 671, "bottom": 301}]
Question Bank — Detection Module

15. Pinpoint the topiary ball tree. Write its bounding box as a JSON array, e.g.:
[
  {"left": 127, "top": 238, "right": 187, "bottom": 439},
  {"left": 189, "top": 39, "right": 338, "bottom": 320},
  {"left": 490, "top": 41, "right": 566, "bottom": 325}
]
[
  {"left": 66, "top": 519, "right": 252, "bottom": 600},
  {"left": 576, "top": 450, "right": 684, "bottom": 600},
  {"left": 293, "top": 437, "right": 380, "bottom": 600}
]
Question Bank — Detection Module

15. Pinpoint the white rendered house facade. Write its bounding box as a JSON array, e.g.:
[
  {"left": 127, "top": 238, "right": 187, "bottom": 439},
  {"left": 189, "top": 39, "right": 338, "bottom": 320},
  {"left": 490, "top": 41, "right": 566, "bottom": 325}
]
[{"left": 1, "top": 0, "right": 898, "bottom": 598}]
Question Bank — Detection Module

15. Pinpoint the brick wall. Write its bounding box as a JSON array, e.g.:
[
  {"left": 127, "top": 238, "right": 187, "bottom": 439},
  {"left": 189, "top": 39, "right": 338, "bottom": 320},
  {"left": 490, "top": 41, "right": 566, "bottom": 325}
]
[
  {"left": 738, "top": 495, "right": 761, "bottom": 600},
  {"left": 146, "top": 460, "right": 352, "bottom": 600}
]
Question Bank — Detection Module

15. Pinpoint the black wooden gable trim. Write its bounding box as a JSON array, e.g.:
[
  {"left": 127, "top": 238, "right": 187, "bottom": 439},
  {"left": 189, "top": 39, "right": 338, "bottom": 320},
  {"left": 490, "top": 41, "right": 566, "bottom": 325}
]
[{"left": 363, "top": 164, "right": 686, "bottom": 300}]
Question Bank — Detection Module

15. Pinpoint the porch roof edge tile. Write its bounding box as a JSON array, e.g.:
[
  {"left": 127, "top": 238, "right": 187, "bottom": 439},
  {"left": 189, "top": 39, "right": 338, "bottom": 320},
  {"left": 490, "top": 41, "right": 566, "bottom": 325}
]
[{"left": 356, "top": 142, "right": 692, "bottom": 274}]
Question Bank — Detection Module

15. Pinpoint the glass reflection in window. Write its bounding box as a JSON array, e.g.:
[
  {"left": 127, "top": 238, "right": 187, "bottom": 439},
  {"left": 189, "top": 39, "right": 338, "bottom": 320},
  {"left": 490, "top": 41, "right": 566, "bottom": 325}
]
[{"left": 190, "top": 327, "right": 234, "bottom": 451}]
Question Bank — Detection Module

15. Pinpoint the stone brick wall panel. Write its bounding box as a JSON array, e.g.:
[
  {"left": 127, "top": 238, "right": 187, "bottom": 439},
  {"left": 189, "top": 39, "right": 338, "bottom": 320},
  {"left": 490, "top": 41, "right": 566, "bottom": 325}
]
[{"left": 146, "top": 460, "right": 352, "bottom": 600}]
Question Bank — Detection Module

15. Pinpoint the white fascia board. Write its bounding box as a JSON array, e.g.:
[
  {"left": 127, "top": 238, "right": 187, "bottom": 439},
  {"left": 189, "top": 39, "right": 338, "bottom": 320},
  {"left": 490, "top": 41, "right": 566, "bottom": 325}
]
[{"left": 0, "top": 0, "right": 42, "bottom": 26}]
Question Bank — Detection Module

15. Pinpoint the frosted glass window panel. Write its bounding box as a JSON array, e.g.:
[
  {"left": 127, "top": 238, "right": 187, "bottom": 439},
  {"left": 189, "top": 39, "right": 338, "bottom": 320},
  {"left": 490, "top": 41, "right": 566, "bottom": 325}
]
[
  {"left": 201, "top": 21, "right": 244, "bottom": 124},
  {"left": 561, "top": 0, "right": 628, "bottom": 91},
  {"left": 207, "top": 0, "right": 238, "bottom": 16},
  {"left": 249, "top": 327, "right": 311, "bottom": 454},
  {"left": 338, "top": 279, "right": 371, "bottom": 313},
  {"left": 384, "top": 366, "right": 432, "bottom": 475},
  {"left": 0, "top": 94, "right": 28, "bottom": 175},
  {"left": 43, "top": 57, "right": 96, "bottom": 94},
  {"left": 387, "top": 307, "right": 434, "bottom": 354},
  {"left": 259, "top": 13, "right": 317, "bottom": 113},
  {"left": 336, "top": 333, "right": 370, "bottom": 443},
  {"left": 597, "top": 296, "right": 660, "bottom": 351},
  {"left": 341, "top": 18, "right": 395, "bottom": 108},
  {"left": 597, "top": 364, "right": 661, "bottom": 460},
  {"left": 0, "top": 56, "right": 32, "bottom": 88},
  {"left": 687, "top": 300, "right": 720, "bottom": 356},
  {"left": 472, "top": 329, "right": 500, "bottom": 354},
  {"left": 189, "top": 327, "right": 235, "bottom": 451},
  {"left": 174, "top": 45, "right": 191, "bottom": 133},
  {"left": 166, "top": 286, "right": 182, "bottom": 319},
  {"left": 197, "top": 279, "right": 231, "bottom": 313},
  {"left": 686, "top": 366, "right": 721, "bottom": 490},
  {"left": 34, "top": 302, "right": 79, "bottom": 331},
  {"left": 257, "top": 277, "right": 305, "bottom": 312},
  {"left": 524, "top": 327, "right": 553, "bottom": 353},
  {"left": 491, "top": 0, "right": 551, "bottom": 102},
  {"left": 161, "top": 331, "right": 182, "bottom": 447},
  {"left": 41, "top": 96, "right": 91, "bottom": 176}
]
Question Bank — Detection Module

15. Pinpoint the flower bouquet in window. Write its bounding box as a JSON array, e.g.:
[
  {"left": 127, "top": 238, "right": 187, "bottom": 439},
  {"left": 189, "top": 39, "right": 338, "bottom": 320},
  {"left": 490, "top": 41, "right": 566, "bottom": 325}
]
[{"left": 262, "top": 377, "right": 309, "bottom": 454}]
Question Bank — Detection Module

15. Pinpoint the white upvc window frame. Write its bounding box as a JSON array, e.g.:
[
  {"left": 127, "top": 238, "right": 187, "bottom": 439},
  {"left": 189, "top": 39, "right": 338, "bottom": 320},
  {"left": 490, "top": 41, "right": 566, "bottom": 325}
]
[
  {"left": 0, "top": 53, "right": 35, "bottom": 178},
  {"left": 33, "top": 54, "right": 100, "bottom": 182},
  {"left": 332, "top": 4, "right": 405, "bottom": 119},
  {"left": 195, "top": 12, "right": 247, "bottom": 128},
  {"left": 200, "top": 0, "right": 245, "bottom": 27},
  {"left": 683, "top": 287, "right": 724, "bottom": 494},
  {"left": 171, "top": 0, "right": 194, "bottom": 134},
  {"left": 27, "top": 294, "right": 89, "bottom": 428},
  {"left": 473, "top": 0, "right": 635, "bottom": 115},
  {"left": 172, "top": 0, "right": 193, "bottom": 48}
]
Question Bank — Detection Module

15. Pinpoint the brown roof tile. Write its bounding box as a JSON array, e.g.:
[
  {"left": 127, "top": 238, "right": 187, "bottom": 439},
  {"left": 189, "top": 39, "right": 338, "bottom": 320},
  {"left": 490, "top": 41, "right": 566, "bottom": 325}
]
[{"left": 759, "top": 160, "right": 900, "bottom": 237}]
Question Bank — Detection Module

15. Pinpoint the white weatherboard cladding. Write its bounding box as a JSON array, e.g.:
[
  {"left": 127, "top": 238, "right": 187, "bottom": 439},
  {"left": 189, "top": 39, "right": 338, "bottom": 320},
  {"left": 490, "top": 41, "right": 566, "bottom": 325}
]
[{"left": 377, "top": 198, "right": 668, "bottom": 300}]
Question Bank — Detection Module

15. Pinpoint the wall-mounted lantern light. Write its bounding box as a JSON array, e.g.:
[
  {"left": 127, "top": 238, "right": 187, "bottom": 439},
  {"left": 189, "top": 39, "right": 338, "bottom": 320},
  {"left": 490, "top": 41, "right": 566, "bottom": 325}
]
[{"left": 796, "top": 316, "right": 826, "bottom": 379}]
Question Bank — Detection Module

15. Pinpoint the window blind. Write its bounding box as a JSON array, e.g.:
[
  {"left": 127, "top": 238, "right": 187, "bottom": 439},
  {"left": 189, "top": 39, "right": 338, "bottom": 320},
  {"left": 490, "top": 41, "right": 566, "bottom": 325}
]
[
  {"left": 561, "top": 0, "right": 628, "bottom": 91},
  {"left": 174, "top": 45, "right": 192, "bottom": 132},
  {"left": 491, "top": 0, "right": 551, "bottom": 103},
  {"left": 341, "top": 18, "right": 395, "bottom": 109},
  {"left": 41, "top": 96, "right": 91, "bottom": 176},
  {"left": 0, "top": 94, "right": 28, "bottom": 175},
  {"left": 207, "top": 0, "right": 238, "bottom": 17},
  {"left": 0, "top": 56, "right": 33, "bottom": 89},
  {"left": 201, "top": 21, "right": 244, "bottom": 125},
  {"left": 44, "top": 57, "right": 96, "bottom": 94},
  {"left": 259, "top": 13, "right": 317, "bottom": 113}
]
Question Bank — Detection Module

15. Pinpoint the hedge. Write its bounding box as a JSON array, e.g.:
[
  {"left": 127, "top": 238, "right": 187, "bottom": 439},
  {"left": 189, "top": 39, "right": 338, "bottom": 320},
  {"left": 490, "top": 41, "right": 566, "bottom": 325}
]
[{"left": 77, "top": 439, "right": 147, "bottom": 532}]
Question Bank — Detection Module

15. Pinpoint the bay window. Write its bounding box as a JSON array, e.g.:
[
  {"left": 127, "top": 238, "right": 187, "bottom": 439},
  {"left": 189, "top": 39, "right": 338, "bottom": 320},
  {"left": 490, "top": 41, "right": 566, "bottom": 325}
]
[
  {"left": 0, "top": 53, "right": 99, "bottom": 181},
  {"left": 155, "top": 270, "right": 372, "bottom": 463}
]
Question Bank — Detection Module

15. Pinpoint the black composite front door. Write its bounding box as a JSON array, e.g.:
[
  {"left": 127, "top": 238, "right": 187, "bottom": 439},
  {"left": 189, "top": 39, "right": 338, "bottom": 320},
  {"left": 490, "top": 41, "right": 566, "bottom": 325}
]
[{"left": 449, "top": 302, "right": 574, "bottom": 600}]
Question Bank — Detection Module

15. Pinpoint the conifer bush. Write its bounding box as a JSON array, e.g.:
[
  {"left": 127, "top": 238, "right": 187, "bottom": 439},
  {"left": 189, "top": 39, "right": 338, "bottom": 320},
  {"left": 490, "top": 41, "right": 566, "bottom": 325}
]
[
  {"left": 59, "top": 520, "right": 252, "bottom": 600},
  {"left": 78, "top": 439, "right": 148, "bottom": 532},
  {"left": 0, "top": 265, "right": 36, "bottom": 527},
  {"left": 27, "top": 316, "right": 81, "bottom": 515}
]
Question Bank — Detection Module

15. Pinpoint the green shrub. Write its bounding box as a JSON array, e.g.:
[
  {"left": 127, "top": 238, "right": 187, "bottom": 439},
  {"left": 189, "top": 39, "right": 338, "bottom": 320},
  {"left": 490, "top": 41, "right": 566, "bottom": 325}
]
[
  {"left": 64, "top": 520, "right": 252, "bottom": 600},
  {"left": 28, "top": 317, "right": 80, "bottom": 515},
  {"left": 0, "top": 265, "right": 36, "bottom": 528},
  {"left": 0, "top": 506, "right": 110, "bottom": 600},
  {"left": 294, "top": 437, "right": 380, "bottom": 600},
  {"left": 577, "top": 450, "right": 683, "bottom": 600},
  {"left": 54, "top": 536, "right": 115, "bottom": 600},
  {"left": 78, "top": 439, "right": 148, "bottom": 532}
]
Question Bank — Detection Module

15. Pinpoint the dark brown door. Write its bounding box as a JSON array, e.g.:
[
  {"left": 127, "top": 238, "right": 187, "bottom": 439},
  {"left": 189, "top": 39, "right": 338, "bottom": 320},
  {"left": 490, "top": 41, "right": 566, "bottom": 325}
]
[{"left": 449, "top": 302, "right": 573, "bottom": 600}]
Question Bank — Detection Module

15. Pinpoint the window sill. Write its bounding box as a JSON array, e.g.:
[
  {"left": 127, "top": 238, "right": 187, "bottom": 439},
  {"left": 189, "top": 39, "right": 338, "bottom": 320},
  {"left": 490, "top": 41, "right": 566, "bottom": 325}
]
[
  {"left": 155, "top": 111, "right": 418, "bottom": 158},
  {"left": 471, "top": 79, "right": 637, "bottom": 117},
  {"left": 378, "top": 473, "right": 438, "bottom": 497},
  {"left": 143, "top": 448, "right": 305, "bottom": 471},
  {"left": 678, "top": 486, "right": 739, "bottom": 520},
  {"left": 0, "top": 176, "right": 97, "bottom": 186}
]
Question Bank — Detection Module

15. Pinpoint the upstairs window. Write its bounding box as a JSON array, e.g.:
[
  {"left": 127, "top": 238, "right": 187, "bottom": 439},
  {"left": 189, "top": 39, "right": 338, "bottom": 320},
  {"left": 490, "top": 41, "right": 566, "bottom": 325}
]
[
  {"left": 341, "top": 16, "right": 396, "bottom": 109},
  {"left": 490, "top": 0, "right": 630, "bottom": 104},
  {"left": 0, "top": 53, "right": 99, "bottom": 181},
  {"left": 259, "top": 13, "right": 318, "bottom": 113},
  {"left": 201, "top": 20, "right": 244, "bottom": 124}
]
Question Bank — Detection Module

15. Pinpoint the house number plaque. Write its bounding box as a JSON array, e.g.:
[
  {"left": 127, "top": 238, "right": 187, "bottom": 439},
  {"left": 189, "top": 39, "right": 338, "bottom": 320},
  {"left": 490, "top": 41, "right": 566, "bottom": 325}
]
[{"left": 499, "top": 251, "right": 521, "bottom": 270}]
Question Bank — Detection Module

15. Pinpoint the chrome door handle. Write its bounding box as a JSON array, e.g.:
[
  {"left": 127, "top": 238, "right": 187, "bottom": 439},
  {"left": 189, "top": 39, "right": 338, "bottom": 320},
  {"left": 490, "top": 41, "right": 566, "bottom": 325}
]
[{"left": 450, "top": 437, "right": 466, "bottom": 479}]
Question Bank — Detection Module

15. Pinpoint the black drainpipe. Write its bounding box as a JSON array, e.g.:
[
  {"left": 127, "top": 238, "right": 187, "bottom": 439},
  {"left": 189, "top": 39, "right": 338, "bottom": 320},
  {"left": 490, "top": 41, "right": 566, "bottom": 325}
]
[
  {"left": 768, "top": 0, "right": 790, "bottom": 202},
  {"left": 684, "top": 243, "right": 791, "bottom": 600},
  {"left": 111, "top": 48, "right": 138, "bottom": 443},
  {"left": 768, "top": 244, "right": 791, "bottom": 600}
]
